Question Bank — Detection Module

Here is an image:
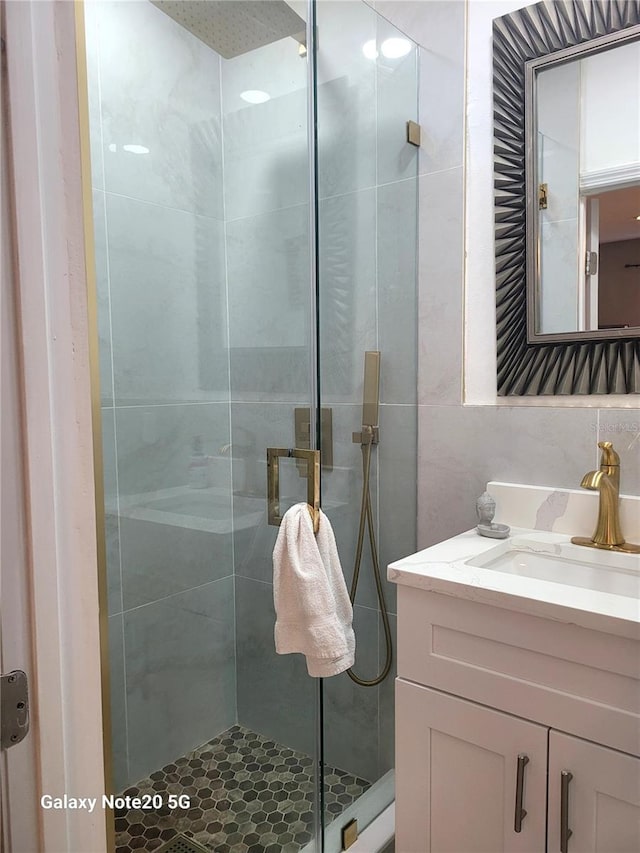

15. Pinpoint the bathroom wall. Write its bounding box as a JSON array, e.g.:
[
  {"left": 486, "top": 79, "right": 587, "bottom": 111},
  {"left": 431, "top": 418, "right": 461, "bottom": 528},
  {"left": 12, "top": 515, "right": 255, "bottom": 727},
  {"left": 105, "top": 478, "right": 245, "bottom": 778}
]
[
  {"left": 371, "top": 0, "right": 639, "bottom": 560},
  {"left": 86, "top": 0, "right": 235, "bottom": 790},
  {"left": 581, "top": 41, "right": 640, "bottom": 175}
]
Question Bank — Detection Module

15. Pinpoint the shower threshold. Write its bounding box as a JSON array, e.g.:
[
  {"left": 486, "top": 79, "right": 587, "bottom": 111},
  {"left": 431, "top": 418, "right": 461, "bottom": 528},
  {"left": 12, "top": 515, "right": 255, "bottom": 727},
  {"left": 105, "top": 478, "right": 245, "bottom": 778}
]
[{"left": 115, "top": 725, "right": 370, "bottom": 853}]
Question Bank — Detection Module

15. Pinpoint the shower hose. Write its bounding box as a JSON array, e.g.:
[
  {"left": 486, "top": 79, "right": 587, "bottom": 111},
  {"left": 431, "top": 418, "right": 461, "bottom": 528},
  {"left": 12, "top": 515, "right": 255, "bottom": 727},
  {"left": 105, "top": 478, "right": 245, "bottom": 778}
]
[{"left": 346, "top": 425, "right": 393, "bottom": 687}]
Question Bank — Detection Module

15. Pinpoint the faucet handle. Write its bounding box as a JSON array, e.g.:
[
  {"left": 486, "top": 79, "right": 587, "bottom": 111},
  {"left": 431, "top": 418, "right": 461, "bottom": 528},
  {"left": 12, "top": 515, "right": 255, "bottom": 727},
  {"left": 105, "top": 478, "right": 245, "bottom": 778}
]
[{"left": 597, "top": 441, "right": 620, "bottom": 467}]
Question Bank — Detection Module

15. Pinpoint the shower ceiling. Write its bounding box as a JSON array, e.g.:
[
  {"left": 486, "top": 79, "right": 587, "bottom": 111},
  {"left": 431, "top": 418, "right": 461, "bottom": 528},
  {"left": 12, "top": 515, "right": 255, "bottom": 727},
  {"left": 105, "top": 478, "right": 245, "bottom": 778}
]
[{"left": 151, "top": 0, "right": 306, "bottom": 59}]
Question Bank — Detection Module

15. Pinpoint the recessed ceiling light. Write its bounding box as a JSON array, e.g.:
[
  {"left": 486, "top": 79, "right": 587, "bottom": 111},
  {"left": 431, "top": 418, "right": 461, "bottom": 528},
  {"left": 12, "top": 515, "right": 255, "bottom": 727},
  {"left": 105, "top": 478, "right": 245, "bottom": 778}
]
[
  {"left": 123, "top": 144, "right": 150, "bottom": 155},
  {"left": 381, "top": 37, "right": 412, "bottom": 59},
  {"left": 636, "top": 214, "right": 640, "bottom": 221},
  {"left": 240, "top": 90, "right": 271, "bottom": 104},
  {"left": 362, "top": 39, "right": 378, "bottom": 60}
]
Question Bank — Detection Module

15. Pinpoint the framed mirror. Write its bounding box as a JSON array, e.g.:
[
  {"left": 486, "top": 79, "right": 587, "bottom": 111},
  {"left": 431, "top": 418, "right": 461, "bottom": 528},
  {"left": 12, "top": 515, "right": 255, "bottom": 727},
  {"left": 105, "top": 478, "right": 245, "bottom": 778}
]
[{"left": 493, "top": 0, "right": 640, "bottom": 395}]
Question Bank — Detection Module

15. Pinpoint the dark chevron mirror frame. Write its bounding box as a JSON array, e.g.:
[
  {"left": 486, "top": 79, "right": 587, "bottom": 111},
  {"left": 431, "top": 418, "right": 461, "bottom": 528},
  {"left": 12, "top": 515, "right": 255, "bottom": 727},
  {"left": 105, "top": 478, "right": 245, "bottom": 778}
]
[{"left": 493, "top": 0, "right": 640, "bottom": 396}]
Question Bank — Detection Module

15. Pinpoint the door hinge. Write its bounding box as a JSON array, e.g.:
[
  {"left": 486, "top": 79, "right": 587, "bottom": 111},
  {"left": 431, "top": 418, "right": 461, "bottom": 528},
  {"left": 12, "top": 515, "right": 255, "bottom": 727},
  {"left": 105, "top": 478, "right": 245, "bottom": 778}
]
[
  {"left": 585, "top": 251, "right": 598, "bottom": 276},
  {"left": 1, "top": 670, "right": 29, "bottom": 750},
  {"left": 341, "top": 818, "right": 358, "bottom": 850},
  {"left": 538, "top": 183, "right": 548, "bottom": 210},
  {"left": 406, "top": 120, "right": 421, "bottom": 147}
]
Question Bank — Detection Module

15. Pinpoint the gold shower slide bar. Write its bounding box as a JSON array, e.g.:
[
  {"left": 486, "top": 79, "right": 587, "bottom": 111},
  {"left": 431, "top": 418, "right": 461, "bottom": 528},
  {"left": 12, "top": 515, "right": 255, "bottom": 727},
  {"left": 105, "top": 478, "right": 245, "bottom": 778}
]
[{"left": 267, "top": 447, "right": 320, "bottom": 533}]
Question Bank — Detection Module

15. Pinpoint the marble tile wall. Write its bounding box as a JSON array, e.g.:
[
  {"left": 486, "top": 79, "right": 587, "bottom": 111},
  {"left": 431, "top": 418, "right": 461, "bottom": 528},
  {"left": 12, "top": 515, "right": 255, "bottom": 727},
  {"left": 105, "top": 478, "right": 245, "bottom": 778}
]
[
  {"left": 367, "top": 1, "right": 639, "bottom": 547},
  {"left": 87, "top": 0, "right": 235, "bottom": 790}
]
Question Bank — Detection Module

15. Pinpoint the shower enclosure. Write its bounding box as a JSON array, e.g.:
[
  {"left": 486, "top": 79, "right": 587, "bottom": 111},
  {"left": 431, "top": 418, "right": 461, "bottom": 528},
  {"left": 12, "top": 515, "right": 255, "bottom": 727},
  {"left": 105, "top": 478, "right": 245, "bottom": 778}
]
[{"left": 83, "top": 1, "right": 418, "bottom": 850}]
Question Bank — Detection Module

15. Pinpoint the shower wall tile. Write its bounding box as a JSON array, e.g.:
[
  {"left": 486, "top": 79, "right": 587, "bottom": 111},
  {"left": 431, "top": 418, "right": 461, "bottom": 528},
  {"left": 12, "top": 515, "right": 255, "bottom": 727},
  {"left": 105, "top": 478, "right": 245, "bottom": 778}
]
[
  {"left": 322, "top": 404, "right": 379, "bottom": 611},
  {"left": 378, "top": 404, "right": 417, "bottom": 614},
  {"left": 371, "top": 2, "right": 465, "bottom": 176},
  {"left": 416, "top": 3, "right": 465, "bottom": 177},
  {"left": 108, "top": 613, "right": 128, "bottom": 792},
  {"left": 84, "top": 0, "right": 104, "bottom": 192},
  {"left": 96, "top": 0, "right": 224, "bottom": 219},
  {"left": 106, "top": 193, "right": 228, "bottom": 406},
  {"left": 377, "top": 179, "right": 418, "bottom": 405},
  {"left": 235, "top": 576, "right": 316, "bottom": 757},
  {"left": 378, "top": 612, "right": 396, "bottom": 777},
  {"left": 222, "top": 38, "right": 308, "bottom": 222},
  {"left": 316, "top": 0, "right": 377, "bottom": 200},
  {"left": 102, "top": 407, "right": 123, "bottom": 616},
  {"left": 418, "top": 166, "right": 464, "bottom": 406},
  {"left": 319, "top": 189, "right": 377, "bottom": 405},
  {"left": 114, "top": 402, "right": 231, "bottom": 497},
  {"left": 598, "top": 409, "right": 640, "bottom": 495},
  {"left": 223, "top": 95, "right": 308, "bottom": 222},
  {"left": 226, "top": 204, "right": 310, "bottom": 402},
  {"left": 323, "top": 604, "right": 379, "bottom": 782},
  {"left": 120, "top": 516, "right": 234, "bottom": 611},
  {"left": 114, "top": 401, "right": 233, "bottom": 608},
  {"left": 376, "top": 17, "right": 418, "bottom": 186},
  {"left": 92, "top": 190, "right": 113, "bottom": 406},
  {"left": 230, "top": 401, "right": 310, "bottom": 584},
  {"left": 125, "top": 577, "right": 236, "bottom": 784},
  {"left": 418, "top": 404, "right": 599, "bottom": 550}
]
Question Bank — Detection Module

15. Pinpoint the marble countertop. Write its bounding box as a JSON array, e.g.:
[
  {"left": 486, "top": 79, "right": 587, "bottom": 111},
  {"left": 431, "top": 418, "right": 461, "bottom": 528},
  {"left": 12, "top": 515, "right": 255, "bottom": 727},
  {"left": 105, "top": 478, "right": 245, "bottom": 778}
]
[{"left": 388, "top": 527, "right": 640, "bottom": 640}]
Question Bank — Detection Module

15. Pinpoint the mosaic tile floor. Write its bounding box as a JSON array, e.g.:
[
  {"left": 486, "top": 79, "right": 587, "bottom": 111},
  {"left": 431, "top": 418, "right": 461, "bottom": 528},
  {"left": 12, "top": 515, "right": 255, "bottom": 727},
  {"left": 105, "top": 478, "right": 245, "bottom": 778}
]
[{"left": 115, "top": 725, "right": 370, "bottom": 853}]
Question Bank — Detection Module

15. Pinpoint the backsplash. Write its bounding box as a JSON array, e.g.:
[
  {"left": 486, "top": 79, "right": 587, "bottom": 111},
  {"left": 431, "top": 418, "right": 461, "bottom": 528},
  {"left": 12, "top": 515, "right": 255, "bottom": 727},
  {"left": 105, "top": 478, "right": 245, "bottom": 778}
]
[{"left": 490, "top": 481, "right": 640, "bottom": 542}]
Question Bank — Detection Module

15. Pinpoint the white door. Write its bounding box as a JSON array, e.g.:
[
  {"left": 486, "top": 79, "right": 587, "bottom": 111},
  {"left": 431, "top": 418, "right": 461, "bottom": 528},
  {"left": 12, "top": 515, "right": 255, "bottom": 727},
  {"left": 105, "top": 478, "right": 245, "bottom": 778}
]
[
  {"left": 0, "top": 22, "right": 41, "bottom": 848},
  {"left": 396, "top": 680, "right": 548, "bottom": 853},
  {"left": 548, "top": 730, "right": 640, "bottom": 853}
]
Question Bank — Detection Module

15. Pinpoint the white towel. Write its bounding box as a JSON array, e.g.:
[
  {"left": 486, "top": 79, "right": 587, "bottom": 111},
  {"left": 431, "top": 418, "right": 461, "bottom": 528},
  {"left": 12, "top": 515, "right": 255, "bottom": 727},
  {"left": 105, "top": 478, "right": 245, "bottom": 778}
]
[{"left": 273, "top": 503, "right": 355, "bottom": 677}]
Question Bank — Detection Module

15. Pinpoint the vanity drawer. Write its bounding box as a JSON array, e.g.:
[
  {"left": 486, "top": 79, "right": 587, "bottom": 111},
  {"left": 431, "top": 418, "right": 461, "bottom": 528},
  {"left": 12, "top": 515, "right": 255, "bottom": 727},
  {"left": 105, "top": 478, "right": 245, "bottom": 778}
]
[{"left": 397, "top": 587, "right": 640, "bottom": 757}]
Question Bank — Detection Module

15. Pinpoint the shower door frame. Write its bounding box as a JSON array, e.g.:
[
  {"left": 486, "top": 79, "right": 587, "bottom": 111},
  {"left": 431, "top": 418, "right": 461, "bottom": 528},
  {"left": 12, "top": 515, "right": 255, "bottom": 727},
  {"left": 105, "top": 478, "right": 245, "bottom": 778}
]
[
  {"left": 1, "top": 1, "right": 107, "bottom": 851},
  {"left": 305, "top": 0, "right": 326, "bottom": 849}
]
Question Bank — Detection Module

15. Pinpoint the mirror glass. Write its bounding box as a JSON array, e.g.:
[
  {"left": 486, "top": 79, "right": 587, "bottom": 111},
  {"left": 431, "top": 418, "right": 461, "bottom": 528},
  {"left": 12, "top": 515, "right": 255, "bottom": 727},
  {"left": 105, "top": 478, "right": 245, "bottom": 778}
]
[{"left": 534, "top": 38, "right": 640, "bottom": 336}]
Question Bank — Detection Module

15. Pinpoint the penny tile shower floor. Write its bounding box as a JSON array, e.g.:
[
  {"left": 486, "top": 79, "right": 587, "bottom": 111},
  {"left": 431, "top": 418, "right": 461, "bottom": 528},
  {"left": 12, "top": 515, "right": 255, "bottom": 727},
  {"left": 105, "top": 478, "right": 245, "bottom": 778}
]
[{"left": 115, "top": 725, "right": 370, "bottom": 853}]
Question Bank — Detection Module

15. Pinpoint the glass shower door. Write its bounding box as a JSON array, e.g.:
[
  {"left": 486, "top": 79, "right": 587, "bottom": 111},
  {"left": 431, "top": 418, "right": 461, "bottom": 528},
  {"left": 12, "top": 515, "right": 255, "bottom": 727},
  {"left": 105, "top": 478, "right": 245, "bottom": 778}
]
[
  {"left": 315, "top": 0, "right": 419, "bottom": 847},
  {"left": 84, "top": 1, "right": 324, "bottom": 850},
  {"left": 84, "top": 0, "right": 417, "bottom": 849}
]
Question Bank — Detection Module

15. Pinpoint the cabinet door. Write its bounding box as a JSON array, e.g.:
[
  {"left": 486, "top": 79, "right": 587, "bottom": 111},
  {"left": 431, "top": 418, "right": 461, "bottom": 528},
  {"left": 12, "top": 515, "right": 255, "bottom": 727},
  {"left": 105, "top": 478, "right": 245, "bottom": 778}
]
[
  {"left": 396, "top": 679, "right": 547, "bottom": 853},
  {"left": 548, "top": 731, "right": 640, "bottom": 853}
]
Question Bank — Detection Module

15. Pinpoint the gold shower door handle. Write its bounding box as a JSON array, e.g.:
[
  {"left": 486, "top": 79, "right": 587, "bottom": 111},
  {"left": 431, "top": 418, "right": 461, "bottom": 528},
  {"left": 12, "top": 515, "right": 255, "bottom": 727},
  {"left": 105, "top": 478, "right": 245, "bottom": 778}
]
[{"left": 267, "top": 447, "right": 320, "bottom": 532}]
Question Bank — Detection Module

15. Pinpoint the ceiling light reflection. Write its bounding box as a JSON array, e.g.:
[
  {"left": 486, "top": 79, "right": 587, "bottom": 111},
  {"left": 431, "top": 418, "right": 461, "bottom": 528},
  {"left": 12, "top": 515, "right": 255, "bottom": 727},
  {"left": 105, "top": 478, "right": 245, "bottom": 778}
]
[
  {"left": 362, "top": 39, "right": 378, "bottom": 60},
  {"left": 381, "top": 37, "right": 412, "bottom": 59},
  {"left": 240, "top": 90, "right": 271, "bottom": 104}
]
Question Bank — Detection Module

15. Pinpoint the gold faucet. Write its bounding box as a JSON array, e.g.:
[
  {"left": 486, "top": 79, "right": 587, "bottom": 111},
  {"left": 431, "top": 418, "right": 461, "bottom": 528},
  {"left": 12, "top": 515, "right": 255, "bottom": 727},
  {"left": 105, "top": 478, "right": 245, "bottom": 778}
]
[{"left": 571, "top": 441, "right": 640, "bottom": 554}]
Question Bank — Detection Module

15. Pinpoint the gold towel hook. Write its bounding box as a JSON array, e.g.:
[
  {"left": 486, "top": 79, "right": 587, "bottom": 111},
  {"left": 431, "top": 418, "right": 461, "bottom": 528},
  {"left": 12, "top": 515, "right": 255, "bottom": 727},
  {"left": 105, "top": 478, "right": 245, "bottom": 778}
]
[{"left": 267, "top": 447, "right": 320, "bottom": 534}]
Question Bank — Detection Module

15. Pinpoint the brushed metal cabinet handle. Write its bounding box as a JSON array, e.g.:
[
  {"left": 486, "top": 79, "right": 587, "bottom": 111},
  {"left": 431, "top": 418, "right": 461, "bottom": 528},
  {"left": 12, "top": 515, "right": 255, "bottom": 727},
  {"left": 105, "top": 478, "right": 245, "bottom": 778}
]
[
  {"left": 561, "top": 770, "right": 573, "bottom": 853},
  {"left": 514, "top": 753, "right": 530, "bottom": 832}
]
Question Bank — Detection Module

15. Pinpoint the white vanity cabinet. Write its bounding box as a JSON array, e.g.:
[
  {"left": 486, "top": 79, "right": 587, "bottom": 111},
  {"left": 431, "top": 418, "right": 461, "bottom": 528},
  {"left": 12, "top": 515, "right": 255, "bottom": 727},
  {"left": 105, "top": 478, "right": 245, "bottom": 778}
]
[
  {"left": 394, "top": 586, "right": 640, "bottom": 853},
  {"left": 547, "top": 732, "right": 640, "bottom": 853},
  {"left": 396, "top": 681, "right": 548, "bottom": 852}
]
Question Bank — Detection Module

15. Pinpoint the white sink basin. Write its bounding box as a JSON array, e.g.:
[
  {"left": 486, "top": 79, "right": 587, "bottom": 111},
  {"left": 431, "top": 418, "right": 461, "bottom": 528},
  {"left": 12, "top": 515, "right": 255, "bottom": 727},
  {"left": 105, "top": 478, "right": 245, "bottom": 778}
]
[{"left": 467, "top": 535, "right": 640, "bottom": 599}]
